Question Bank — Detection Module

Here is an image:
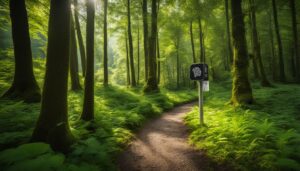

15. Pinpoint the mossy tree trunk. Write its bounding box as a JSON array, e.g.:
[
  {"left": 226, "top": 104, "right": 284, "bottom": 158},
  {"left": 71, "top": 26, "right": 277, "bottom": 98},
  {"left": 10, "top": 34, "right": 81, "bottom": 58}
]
[
  {"left": 268, "top": 11, "right": 277, "bottom": 81},
  {"left": 127, "top": 0, "right": 136, "bottom": 87},
  {"left": 2, "top": 0, "right": 41, "bottom": 103},
  {"left": 81, "top": 0, "right": 95, "bottom": 121},
  {"left": 142, "top": 0, "right": 149, "bottom": 81},
  {"left": 74, "top": 0, "right": 86, "bottom": 77},
  {"left": 137, "top": 20, "right": 140, "bottom": 85},
  {"left": 103, "top": 0, "right": 108, "bottom": 86},
  {"left": 70, "top": 12, "right": 82, "bottom": 91},
  {"left": 249, "top": 0, "right": 271, "bottom": 87},
  {"left": 144, "top": 0, "right": 158, "bottom": 92},
  {"left": 125, "top": 31, "right": 130, "bottom": 86},
  {"left": 157, "top": 31, "right": 161, "bottom": 85},
  {"left": 289, "top": 0, "right": 299, "bottom": 82},
  {"left": 272, "top": 0, "right": 285, "bottom": 82},
  {"left": 31, "top": 0, "right": 74, "bottom": 152},
  {"left": 230, "top": 0, "right": 253, "bottom": 106},
  {"left": 225, "top": 0, "right": 233, "bottom": 66}
]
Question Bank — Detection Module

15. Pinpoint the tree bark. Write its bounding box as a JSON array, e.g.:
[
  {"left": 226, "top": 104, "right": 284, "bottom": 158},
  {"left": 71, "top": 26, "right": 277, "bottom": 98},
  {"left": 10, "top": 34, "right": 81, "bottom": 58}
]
[
  {"left": 157, "top": 31, "right": 161, "bottom": 84},
  {"left": 190, "top": 21, "right": 196, "bottom": 88},
  {"left": 230, "top": 0, "right": 253, "bottom": 106},
  {"left": 176, "top": 39, "right": 180, "bottom": 89},
  {"left": 198, "top": 18, "right": 205, "bottom": 63},
  {"left": 2, "top": 0, "right": 41, "bottom": 103},
  {"left": 272, "top": 0, "right": 285, "bottom": 82},
  {"left": 137, "top": 20, "right": 140, "bottom": 85},
  {"left": 74, "top": 0, "right": 86, "bottom": 77},
  {"left": 70, "top": 12, "right": 82, "bottom": 91},
  {"left": 81, "top": 0, "right": 95, "bottom": 121},
  {"left": 125, "top": 31, "right": 130, "bottom": 86},
  {"left": 190, "top": 21, "right": 196, "bottom": 64},
  {"left": 225, "top": 0, "right": 233, "bottom": 66},
  {"left": 268, "top": 11, "right": 276, "bottom": 81},
  {"left": 142, "top": 0, "right": 149, "bottom": 81},
  {"left": 144, "top": 0, "right": 158, "bottom": 92},
  {"left": 289, "top": 0, "right": 299, "bottom": 82},
  {"left": 103, "top": 0, "right": 108, "bottom": 86},
  {"left": 31, "top": 0, "right": 74, "bottom": 152},
  {"left": 249, "top": 0, "right": 271, "bottom": 86},
  {"left": 127, "top": 0, "right": 136, "bottom": 87}
]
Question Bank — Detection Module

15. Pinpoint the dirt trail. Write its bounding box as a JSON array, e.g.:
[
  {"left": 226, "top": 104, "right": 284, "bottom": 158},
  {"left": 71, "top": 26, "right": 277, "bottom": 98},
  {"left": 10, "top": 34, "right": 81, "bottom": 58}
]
[{"left": 117, "top": 102, "right": 226, "bottom": 171}]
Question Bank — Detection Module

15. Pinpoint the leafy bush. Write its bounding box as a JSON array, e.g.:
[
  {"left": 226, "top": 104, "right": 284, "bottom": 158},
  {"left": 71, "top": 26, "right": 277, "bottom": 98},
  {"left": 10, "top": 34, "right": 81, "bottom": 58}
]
[{"left": 184, "top": 83, "right": 300, "bottom": 170}]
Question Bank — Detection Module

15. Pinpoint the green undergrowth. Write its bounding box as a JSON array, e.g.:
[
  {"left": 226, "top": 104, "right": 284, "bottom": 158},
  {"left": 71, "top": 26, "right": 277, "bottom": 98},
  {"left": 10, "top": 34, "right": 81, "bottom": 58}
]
[
  {"left": 185, "top": 82, "right": 300, "bottom": 170},
  {"left": 0, "top": 59, "right": 197, "bottom": 170}
]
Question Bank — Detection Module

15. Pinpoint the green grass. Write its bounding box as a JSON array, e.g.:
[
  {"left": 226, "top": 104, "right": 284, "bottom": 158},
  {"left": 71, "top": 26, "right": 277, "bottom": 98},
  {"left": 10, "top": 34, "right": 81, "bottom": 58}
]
[
  {"left": 184, "top": 82, "right": 300, "bottom": 170},
  {"left": 0, "top": 59, "right": 198, "bottom": 170}
]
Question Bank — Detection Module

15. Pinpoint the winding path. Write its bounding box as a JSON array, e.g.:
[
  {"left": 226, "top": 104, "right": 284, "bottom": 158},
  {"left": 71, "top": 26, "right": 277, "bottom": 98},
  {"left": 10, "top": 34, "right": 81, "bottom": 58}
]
[{"left": 117, "top": 102, "right": 226, "bottom": 171}]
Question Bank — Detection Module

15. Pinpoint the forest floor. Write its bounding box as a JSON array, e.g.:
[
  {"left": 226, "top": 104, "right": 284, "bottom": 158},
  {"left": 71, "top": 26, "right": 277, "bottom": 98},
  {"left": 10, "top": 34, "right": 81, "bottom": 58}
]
[{"left": 117, "top": 102, "right": 227, "bottom": 171}]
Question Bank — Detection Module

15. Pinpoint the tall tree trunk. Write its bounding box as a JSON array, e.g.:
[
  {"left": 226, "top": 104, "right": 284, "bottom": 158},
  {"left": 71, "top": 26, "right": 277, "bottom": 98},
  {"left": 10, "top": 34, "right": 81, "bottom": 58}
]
[
  {"left": 31, "top": 0, "right": 74, "bottom": 152},
  {"left": 70, "top": 12, "right": 82, "bottom": 91},
  {"left": 103, "top": 0, "right": 108, "bottom": 86},
  {"left": 190, "top": 21, "right": 196, "bottom": 64},
  {"left": 144, "top": 0, "right": 158, "bottom": 92},
  {"left": 225, "top": 0, "right": 233, "bottom": 65},
  {"left": 176, "top": 39, "right": 180, "bottom": 89},
  {"left": 249, "top": 0, "right": 271, "bottom": 86},
  {"left": 142, "top": 0, "right": 149, "bottom": 81},
  {"left": 81, "top": 0, "right": 95, "bottom": 121},
  {"left": 289, "top": 0, "right": 299, "bottom": 82},
  {"left": 269, "top": 11, "right": 277, "bottom": 81},
  {"left": 230, "top": 0, "right": 253, "bottom": 106},
  {"left": 272, "top": 0, "right": 285, "bottom": 82},
  {"left": 198, "top": 18, "right": 204, "bottom": 63},
  {"left": 74, "top": 0, "right": 86, "bottom": 77},
  {"left": 137, "top": 20, "right": 140, "bottom": 85},
  {"left": 157, "top": 31, "right": 161, "bottom": 84},
  {"left": 2, "top": 0, "right": 41, "bottom": 103},
  {"left": 190, "top": 21, "right": 196, "bottom": 88},
  {"left": 125, "top": 31, "right": 130, "bottom": 86},
  {"left": 127, "top": 0, "right": 136, "bottom": 87}
]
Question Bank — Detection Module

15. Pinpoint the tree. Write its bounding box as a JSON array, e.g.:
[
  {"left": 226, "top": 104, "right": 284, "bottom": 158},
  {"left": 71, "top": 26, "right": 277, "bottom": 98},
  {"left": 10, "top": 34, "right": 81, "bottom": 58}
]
[
  {"left": 230, "top": 0, "right": 253, "bottom": 105},
  {"left": 225, "top": 0, "right": 233, "bottom": 66},
  {"left": 70, "top": 12, "right": 82, "bottom": 91},
  {"left": 74, "top": 0, "right": 86, "bottom": 77},
  {"left": 190, "top": 21, "right": 196, "bottom": 64},
  {"left": 125, "top": 31, "right": 130, "bottom": 86},
  {"left": 81, "top": 0, "right": 95, "bottom": 121},
  {"left": 31, "top": 0, "right": 74, "bottom": 152},
  {"left": 142, "top": 0, "right": 149, "bottom": 81},
  {"left": 103, "top": 0, "right": 108, "bottom": 86},
  {"left": 127, "top": 0, "right": 136, "bottom": 87},
  {"left": 137, "top": 20, "right": 140, "bottom": 85},
  {"left": 271, "top": 0, "right": 285, "bottom": 82},
  {"left": 2, "top": 0, "right": 41, "bottom": 103},
  {"left": 249, "top": 0, "right": 271, "bottom": 86},
  {"left": 289, "top": 0, "right": 299, "bottom": 82},
  {"left": 144, "top": 0, "right": 158, "bottom": 92},
  {"left": 198, "top": 18, "right": 205, "bottom": 63}
]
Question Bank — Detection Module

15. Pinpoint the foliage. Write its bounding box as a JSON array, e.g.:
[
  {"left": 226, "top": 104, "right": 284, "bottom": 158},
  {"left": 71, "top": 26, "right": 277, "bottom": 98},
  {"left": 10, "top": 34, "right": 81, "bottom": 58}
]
[
  {"left": 184, "top": 83, "right": 300, "bottom": 170},
  {"left": 0, "top": 59, "right": 197, "bottom": 170}
]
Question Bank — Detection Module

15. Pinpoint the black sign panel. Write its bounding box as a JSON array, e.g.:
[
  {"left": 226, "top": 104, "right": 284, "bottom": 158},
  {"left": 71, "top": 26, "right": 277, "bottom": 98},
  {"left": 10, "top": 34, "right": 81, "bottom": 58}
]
[{"left": 190, "top": 63, "right": 208, "bottom": 81}]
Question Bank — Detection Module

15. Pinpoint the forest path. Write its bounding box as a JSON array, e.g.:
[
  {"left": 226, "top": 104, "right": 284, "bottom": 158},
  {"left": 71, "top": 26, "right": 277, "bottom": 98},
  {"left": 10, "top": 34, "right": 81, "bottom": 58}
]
[{"left": 117, "top": 102, "right": 225, "bottom": 171}]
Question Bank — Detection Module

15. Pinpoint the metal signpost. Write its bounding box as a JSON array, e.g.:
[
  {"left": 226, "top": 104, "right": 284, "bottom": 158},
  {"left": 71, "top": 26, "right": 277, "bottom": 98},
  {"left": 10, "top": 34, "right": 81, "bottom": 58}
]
[{"left": 190, "top": 64, "right": 209, "bottom": 125}]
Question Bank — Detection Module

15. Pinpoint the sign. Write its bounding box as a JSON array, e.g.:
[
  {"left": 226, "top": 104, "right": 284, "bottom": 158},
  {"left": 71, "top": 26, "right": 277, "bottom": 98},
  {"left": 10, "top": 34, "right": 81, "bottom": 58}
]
[
  {"left": 190, "top": 63, "right": 209, "bottom": 125},
  {"left": 202, "top": 81, "right": 209, "bottom": 92},
  {"left": 190, "top": 64, "right": 209, "bottom": 81}
]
